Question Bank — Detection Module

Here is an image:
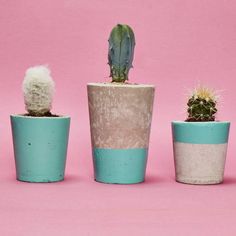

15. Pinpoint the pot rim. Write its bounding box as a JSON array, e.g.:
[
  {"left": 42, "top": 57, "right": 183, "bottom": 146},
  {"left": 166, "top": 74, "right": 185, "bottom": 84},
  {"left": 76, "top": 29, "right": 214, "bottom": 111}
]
[
  {"left": 87, "top": 82, "right": 155, "bottom": 88},
  {"left": 10, "top": 114, "right": 70, "bottom": 119},
  {"left": 172, "top": 120, "right": 230, "bottom": 125}
]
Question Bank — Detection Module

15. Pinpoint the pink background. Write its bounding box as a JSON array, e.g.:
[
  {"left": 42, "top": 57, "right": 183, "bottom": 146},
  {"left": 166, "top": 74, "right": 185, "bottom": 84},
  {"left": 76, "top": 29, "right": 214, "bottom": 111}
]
[{"left": 1, "top": 0, "right": 236, "bottom": 235}]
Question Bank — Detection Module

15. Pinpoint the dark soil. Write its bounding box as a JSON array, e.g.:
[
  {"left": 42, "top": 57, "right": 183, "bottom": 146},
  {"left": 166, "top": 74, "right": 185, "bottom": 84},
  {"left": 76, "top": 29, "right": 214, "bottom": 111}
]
[
  {"left": 24, "top": 111, "right": 59, "bottom": 117},
  {"left": 185, "top": 117, "right": 215, "bottom": 122}
]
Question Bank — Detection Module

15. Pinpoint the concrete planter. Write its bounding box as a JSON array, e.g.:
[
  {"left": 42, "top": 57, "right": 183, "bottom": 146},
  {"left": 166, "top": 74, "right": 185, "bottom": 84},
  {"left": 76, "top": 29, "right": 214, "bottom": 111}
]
[
  {"left": 11, "top": 115, "right": 70, "bottom": 183},
  {"left": 88, "top": 83, "right": 155, "bottom": 184},
  {"left": 172, "top": 121, "right": 230, "bottom": 185}
]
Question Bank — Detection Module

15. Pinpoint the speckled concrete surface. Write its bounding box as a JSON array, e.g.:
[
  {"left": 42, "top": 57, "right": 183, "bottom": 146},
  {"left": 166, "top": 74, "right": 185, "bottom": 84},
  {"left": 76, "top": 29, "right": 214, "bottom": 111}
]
[
  {"left": 88, "top": 83, "right": 155, "bottom": 149},
  {"left": 173, "top": 142, "right": 228, "bottom": 184}
]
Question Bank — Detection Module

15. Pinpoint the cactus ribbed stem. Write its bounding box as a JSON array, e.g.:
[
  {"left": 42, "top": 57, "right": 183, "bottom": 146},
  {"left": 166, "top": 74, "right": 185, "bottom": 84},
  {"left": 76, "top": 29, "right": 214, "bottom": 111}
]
[
  {"left": 186, "top": 86, "right": 218, "bottom": 122},
  {"left": 108, "top": 24, "right": 135, "bottom": 83}
]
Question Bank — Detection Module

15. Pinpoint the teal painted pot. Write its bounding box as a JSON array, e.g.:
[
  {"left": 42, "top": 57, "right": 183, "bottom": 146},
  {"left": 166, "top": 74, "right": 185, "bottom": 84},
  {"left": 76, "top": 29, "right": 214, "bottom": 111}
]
[
  {"left": 11, "top": 115, "right": 70, "bottom": 183},
  {"left": 93, "top": 148, "right": 148, "bottom": 184},
  {"left": 172, "top": 121, "right": 230, "bottom": 185}
]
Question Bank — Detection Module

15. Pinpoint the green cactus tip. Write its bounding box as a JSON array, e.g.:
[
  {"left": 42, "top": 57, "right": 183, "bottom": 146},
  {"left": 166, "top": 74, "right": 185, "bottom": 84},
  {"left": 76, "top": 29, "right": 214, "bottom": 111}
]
[
  {"left": 186, "top": 86, "right": 218, "bottom": 122},
  {"left": 108, "top": 24, "right": 135, "bottom": 83}
]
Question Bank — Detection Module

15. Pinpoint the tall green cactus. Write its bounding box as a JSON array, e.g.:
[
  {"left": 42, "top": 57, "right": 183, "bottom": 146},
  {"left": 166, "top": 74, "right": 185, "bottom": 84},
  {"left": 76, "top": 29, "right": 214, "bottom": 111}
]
[
  {"left": 186, "top": 86, "right": 217, "bottom": 122},
  {"left": 108, "top": 24, "right": 135, "bottom": 83}
]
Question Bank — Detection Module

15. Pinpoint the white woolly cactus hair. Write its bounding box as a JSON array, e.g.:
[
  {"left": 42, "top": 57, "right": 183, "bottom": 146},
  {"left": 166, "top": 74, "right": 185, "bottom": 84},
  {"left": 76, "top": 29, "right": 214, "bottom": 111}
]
[{"left": 23, "top": 65, "right": 55, "bottom": 116}]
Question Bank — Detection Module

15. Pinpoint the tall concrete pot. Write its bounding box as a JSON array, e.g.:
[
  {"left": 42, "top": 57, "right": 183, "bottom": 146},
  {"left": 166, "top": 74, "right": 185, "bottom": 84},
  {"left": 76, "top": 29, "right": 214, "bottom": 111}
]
[
  {"left": 11, "top": 115, "right": 70, "bottom": 183},
  {"left": 88, "top": 83, "right": 155, "bottom": 184},
  {"left": 172, "top": 121, "right": 230, "bottom": 185}
]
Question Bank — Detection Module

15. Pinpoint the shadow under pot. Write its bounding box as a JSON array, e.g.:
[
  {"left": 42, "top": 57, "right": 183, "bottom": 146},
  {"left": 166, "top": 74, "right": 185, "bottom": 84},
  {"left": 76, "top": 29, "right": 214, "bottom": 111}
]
[
  {"left": 11, "top": 115, "right": 70, "bottom": 183},
  {"left": 172, "top": 121, "right": 230, "bottom": 185},
  {"left": 88, "top": 83, "right": 155, "bottom": 184}
]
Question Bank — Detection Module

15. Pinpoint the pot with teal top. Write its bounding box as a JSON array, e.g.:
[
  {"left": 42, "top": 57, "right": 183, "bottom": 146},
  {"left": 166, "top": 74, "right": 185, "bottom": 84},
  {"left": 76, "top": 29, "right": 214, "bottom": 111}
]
[
  {"left": 172, "top": 86, "right": 230, "bottom": 185},
  {"left": 87, "top": 24, "right": 155, "bottom": 184},
  {"left": 11, "top": 65, "right": 70, "bottom": 183}
]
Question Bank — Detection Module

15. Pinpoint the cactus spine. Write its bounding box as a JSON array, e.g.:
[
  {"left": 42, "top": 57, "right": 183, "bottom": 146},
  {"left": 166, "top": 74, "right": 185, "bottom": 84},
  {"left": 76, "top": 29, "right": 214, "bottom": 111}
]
[
  {"left": 186, "top": 86, "right": 217, "bottom": 122},
  {"left": 22, "top": 65, "right": 55, "bottom": 116},
  {"left": 108, "top": 24, "right": 135, "bottom": 83}
]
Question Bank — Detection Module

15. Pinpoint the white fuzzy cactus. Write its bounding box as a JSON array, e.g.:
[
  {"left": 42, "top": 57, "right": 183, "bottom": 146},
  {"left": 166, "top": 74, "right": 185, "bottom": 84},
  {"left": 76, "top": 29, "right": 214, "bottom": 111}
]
[{"left": 23, "top": 65, "right": 55, "bottom": 116}]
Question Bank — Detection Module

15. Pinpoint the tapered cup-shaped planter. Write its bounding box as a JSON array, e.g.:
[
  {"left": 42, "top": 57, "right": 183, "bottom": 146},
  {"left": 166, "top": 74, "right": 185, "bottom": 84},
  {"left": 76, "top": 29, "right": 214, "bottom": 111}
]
[
  {"left": 172, "top": 121, "right": 230, "bottom": 185},
  {"left": 88, "top": 83, "right": 155, "bottom": 184},
  {"left": 11, "top": 115, "right": 70, "bottom": 183}
]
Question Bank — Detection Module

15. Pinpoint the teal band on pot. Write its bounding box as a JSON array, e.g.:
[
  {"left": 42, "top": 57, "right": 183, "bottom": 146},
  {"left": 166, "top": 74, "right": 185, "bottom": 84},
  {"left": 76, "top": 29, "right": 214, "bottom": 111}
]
[
  {"left": 93, "top": 148, "right": 148, "bottom": 184},
  {"left": 172, "top": 121, "right": 230, "bottom": 144}
]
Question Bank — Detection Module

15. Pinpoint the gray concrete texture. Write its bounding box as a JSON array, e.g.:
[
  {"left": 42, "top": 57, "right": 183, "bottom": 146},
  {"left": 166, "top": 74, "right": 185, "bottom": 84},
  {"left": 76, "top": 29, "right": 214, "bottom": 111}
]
[{"left": 87, "top": 83, "right": 155, "bottom": 149}]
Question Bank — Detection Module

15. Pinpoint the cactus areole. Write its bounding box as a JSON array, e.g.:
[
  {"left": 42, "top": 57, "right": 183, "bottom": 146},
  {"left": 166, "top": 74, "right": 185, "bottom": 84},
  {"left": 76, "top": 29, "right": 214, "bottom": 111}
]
[
  {"left": 186, "top": 86, "right": 217, "bottom": 122},
  {"left": 108, "top": 24, "right": 135, "bottom": 83}
]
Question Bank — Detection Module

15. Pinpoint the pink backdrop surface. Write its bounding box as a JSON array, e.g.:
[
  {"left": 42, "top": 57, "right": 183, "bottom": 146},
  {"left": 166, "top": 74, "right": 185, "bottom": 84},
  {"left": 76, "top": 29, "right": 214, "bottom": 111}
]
[{"left": 1, "top": 0, "right": 236, "bottom": 235}]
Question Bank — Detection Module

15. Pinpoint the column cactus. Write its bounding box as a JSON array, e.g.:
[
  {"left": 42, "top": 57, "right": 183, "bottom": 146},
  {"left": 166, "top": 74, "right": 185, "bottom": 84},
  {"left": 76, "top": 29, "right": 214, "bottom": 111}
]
[
  {"left": 186, "top": 86, "right": 217, "bottom": 122},
  {"left": 87, "top": 23, "right": 155, "bottom": 184},
  {"left": 108, "top": 24, "right": 135, "bottom": 83},
  {"left": 22, "top": 65, "right": 55, "bottom": 116}
]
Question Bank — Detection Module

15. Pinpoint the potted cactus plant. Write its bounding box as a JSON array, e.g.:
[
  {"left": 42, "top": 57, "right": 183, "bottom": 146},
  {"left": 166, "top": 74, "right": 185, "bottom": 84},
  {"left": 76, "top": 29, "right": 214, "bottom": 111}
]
[
  {"left": 11, "top": 65, "right": 70, "bottom": 182},
  {"left": 87, "top": 24, "right": 155, "bottom": 184},
  {"left": 172, "top": 86, "right": 230, "bottom": 184}
]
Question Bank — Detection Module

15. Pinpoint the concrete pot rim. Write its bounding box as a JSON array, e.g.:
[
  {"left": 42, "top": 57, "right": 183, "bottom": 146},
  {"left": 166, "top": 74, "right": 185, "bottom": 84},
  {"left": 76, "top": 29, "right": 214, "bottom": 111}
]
[
  {"left": 87, "top": 82, "right": 155, "bottom": 88},
  {"left": 10, "top": 114, "right": 70, "bottom": 120}
]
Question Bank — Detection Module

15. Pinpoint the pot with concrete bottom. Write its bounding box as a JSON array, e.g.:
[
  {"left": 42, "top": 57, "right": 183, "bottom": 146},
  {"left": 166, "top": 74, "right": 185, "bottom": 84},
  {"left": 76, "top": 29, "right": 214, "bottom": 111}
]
[
  {"left": 11, "top": 65, "right": 70, "bottom": 183},
  {"left": 88, "top": 83, "right": 155, "bottom": 184},
  {"left": 172, "top": 121, "right": 230, "bottom": 184},
  {"left": 172, "top": 86, "right": 230, "bottom": 185}
]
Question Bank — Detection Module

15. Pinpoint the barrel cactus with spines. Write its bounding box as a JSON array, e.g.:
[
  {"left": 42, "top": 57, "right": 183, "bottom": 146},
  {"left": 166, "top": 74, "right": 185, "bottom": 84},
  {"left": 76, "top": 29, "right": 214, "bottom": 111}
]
[
  {"left": 186, "top": 86, "right": 218, "bottom": 122},
  {"left": 23, "top": 65, "right": 55, "bottom": 116},
  {"left": 108, "top": 24, "right": 135, "bottom": 83}
]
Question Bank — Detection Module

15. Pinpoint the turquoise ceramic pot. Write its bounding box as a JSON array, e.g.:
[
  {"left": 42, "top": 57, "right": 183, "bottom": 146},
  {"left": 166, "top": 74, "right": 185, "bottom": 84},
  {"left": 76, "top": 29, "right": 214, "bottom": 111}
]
[{"left": 11, "top": 115, "right": 70, "bottom": 183}]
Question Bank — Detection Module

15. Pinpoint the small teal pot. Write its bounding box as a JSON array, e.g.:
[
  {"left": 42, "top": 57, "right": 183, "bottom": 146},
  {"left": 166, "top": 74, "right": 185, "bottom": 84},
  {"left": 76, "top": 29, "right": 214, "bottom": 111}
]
[
  {"left": 172, "top": 121, "right": 230, "bottom": 185},
  {"left": 11, "top": 115, "right": 70, "bottom": 183}
]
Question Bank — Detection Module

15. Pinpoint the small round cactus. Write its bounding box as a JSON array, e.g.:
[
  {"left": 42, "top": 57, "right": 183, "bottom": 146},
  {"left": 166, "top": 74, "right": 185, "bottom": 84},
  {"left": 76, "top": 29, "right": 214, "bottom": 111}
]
[
  {"left": 22, "top": 65, "right": 55, "bottom": 116},
  {"left": 186, "top": 86, "right": 218, "bottom": 122},
  {"left": 108, "top": 24, "right": 135, "bottom": 83}
]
